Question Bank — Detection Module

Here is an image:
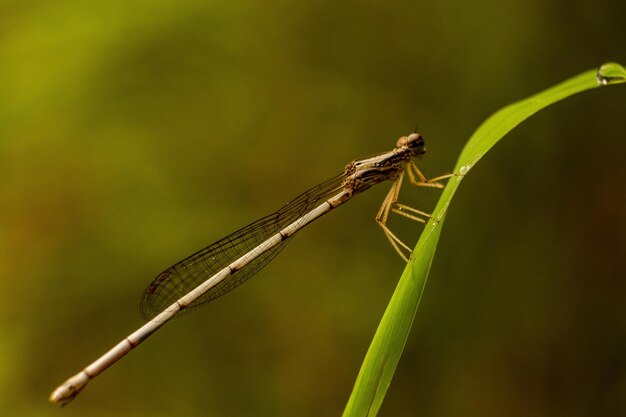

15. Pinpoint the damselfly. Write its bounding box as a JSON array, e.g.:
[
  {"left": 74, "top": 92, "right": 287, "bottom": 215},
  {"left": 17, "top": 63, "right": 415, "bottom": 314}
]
[{"left": 50, "top": 133, "right": 451, "bottom": 405}]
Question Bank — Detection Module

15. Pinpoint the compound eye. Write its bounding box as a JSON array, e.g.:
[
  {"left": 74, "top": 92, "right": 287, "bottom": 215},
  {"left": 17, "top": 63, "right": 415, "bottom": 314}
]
[
  {"left": 406, "top": 133, "right": 424, "bottom": 149},
  {"left": 396, "top": 136, "right": 408, "bottom": 147}
]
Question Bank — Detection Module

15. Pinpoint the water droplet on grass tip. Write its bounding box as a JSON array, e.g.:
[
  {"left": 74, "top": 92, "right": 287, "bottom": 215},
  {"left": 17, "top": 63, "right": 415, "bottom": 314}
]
[{"left": 596, "top": 62, "right": 626, "bottom": 86}]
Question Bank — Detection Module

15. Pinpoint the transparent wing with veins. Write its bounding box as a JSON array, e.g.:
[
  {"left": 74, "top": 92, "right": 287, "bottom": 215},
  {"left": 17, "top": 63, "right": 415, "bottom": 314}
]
[{"left": 140, "top": 173, "right": 346, "bottom": 320}]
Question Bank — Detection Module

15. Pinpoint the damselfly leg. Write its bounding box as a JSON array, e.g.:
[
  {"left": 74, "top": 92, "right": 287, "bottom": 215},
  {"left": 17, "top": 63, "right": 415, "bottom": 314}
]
[
  {"left": 407, "top": 161, "right": 454, "bottom": 188},
  {"left": 376, "top": 166, "right": 454, "bottom": 261}
]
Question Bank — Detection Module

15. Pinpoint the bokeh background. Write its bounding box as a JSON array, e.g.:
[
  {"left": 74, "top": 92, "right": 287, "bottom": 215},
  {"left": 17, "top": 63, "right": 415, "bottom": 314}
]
[{"left": 1, "top": 1, "right": 625, "bottom": 416}]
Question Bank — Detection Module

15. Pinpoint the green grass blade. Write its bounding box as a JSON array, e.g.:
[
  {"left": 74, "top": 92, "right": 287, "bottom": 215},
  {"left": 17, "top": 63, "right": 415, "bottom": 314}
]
[{"left": 341, "top": 62, "right": 626, "bottom": 417}]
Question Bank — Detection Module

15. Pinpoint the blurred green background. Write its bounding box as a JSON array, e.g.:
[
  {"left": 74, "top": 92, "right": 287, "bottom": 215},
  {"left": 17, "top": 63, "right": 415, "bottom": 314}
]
[{"left": 1, "top": 1, "right": 625, "bottom": 416}]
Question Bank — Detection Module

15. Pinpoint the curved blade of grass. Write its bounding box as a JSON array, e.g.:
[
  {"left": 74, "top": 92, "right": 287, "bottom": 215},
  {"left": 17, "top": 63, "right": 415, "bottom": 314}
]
[{"left": 342, "top": 62, "right": 626, "bottom": 417}]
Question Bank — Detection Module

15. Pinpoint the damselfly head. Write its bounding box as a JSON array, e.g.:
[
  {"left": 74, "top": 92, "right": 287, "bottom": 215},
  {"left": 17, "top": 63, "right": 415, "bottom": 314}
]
[{"left": 397, "top": 133, "right": 426, "bottom": 156}]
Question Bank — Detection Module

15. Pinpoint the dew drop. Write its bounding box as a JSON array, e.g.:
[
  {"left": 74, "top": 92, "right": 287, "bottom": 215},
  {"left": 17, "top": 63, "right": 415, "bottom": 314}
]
[
  {"left": 596, "top": 62, "right": 626, "bottom": 86},
  {"left": 459, "top": 164, "right": 472, "bottom": 176}
]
